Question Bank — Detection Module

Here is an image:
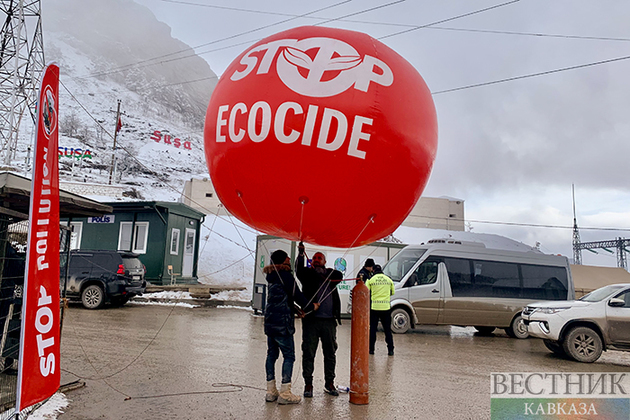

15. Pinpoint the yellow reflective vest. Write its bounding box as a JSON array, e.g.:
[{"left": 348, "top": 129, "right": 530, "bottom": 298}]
[{"left": 365, "top": 273, "right": 395, "bottom": 311}]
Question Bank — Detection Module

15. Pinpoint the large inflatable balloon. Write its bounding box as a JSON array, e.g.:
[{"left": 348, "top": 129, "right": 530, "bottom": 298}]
[{"left": 204, "top": 26, "right": 437, "bottom": 248}]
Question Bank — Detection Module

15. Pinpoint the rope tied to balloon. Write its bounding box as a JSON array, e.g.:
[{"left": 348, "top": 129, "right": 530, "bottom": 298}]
[
  {"left": 236, "top": 191, "right": 375, "bottom": 316},
  {"left": 298, "top": 213, "right": 377, "bottom": 315}
]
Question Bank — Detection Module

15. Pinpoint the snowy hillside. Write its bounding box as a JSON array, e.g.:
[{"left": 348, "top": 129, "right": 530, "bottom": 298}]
[{"left": 5, "top": 1, "right": 263, "bottom": 292}]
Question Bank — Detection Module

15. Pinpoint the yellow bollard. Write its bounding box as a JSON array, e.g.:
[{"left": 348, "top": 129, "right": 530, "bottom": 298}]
[{"left": 350, "top": 275, "right": 369, "bottom": 405}]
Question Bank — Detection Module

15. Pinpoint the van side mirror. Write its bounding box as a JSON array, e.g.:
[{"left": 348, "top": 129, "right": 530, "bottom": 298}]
[{"left": 608, "top": 298, "right": 626, "bottom": 307}]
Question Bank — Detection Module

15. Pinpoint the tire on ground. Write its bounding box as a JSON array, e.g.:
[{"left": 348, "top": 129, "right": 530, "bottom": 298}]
[
  {"left": 391, "top": 307, "right": 411, "bottom": 334},
  {"left": 504, "top": 314, "right": 529, "bottom": 339},
  {"left": 561, "top": 326, "right": 603, "bottom": 363},
  {"left": 82, "top": 284, "right": 105, "bottom": 309}
]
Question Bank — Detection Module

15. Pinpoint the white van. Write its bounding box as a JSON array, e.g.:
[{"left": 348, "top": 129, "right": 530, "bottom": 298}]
[{"left": 384, "top": 239, "right": 574, "bottom": 338}]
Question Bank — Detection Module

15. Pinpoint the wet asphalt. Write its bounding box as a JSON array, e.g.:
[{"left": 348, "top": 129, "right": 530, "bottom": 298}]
[{"left": 57, "top": 303, "right": 630, "bottom": 420}]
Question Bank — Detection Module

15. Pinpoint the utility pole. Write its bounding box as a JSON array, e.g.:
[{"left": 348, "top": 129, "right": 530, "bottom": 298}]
[
  {"left": 571, "top": 184, "right": 582, "bottom": 265},
  {"left": 108, "top": 99, "right": 121, "bottom": 185}
]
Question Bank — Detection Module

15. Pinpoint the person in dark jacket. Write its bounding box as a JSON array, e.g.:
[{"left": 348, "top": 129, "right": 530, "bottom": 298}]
[
  {"left": 347, "top": 258, "right": 375, "bottom": 313},
  {"left": 357, "top": 258, "right": 375, "bottom": 282},
  {"left": 264, "top": 249, "right": 318, "bottom": 405},
  {"left": 296, "top": 242, "right": 343, "bottom": 398}
]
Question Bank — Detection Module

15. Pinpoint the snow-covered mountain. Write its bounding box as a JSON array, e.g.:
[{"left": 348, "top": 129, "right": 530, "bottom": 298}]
[
  {"left": 29, "top": 0, "right": 217, "bottom": 200},
  {"left": 6, "top": 0, "right": 257, "bottom": 293}
]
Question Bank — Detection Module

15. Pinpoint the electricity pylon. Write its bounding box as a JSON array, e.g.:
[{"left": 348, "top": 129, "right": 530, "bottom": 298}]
[
  {"left": 571, "top": 184, "right": 582, "bottom": 265},
  {"left": 0, "top": 0, "right": 45, "bottom": 166}
]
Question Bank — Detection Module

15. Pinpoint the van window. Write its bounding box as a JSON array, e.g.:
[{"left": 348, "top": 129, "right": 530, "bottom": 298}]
[
  {"left": 383, "top": 248, "right": 426, "bottom": 282},
  {"left": 472, "top": 260, "right": 520, "bottom": 298},
  {"left": 405, "top": 258, "right": 440, "bottom": 287},
  {"left": 444, "top": 258, "right": 473, "bottom": 297},
  {"left": 521, "top": 265, "right": 568, "bottom": 300}
]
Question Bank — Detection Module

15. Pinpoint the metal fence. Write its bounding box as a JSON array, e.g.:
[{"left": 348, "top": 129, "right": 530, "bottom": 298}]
[{"left": 0, "top": 209, "right": 71, "bottom": 419}]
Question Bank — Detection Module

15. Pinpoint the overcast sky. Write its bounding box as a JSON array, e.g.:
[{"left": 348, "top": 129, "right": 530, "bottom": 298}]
[{"left": 134, "top": 0, "right": 630, "bottom": 268}]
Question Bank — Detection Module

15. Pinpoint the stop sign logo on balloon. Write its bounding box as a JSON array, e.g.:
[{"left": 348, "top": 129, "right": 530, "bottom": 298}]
[{"left": 204, "top": 26, "right": 437, "bottom": 248}]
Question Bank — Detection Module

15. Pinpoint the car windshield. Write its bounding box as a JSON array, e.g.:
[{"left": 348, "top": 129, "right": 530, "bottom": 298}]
[
  {"left": 383, "top": 248, "right": 426, "bottom": 282},
  {"left": 579, "top": 285, "right": 626, "bottom": 302}
]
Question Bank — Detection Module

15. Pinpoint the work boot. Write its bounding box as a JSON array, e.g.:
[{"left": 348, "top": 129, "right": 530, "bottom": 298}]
[
  {"left": 278, "top": 382, "right": 301, "bottom": 405},
  {"left": 388, "top": 349, "right": 394, "bottom": 356},
  {"left": 303, "top": 384, "right": 313, "bottom": 398},
  {"left": 265, "top": 379, "right": 279, "bottom": 402},
  {"left": 324, "top": 382, "right": 339, "bottom": 396}
]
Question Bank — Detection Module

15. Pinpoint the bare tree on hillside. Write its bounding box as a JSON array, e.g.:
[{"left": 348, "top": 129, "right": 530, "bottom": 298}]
[{"left": 61, "top": 111, "right": 81, "bottom": 137}]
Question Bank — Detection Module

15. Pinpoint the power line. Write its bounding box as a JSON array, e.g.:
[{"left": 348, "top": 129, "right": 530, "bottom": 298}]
[
  {"left": 424, "top": 26, "right": 630, "bottom": 43},
  {"left": 378, "top": 0, "right": 520, "bottom": 40},
  {"left": 70, "top": 0, "right": 522, "bottom": 92},
  {"left": 154, "top": 0, "right": 630, "bottom": 44},
  {"left": 405, "top": 213, "right": 630, "bottom": 232},
  {"left": 431, "top": 53, "right": 630, "bottom": 95},
  {"left": 157, "top": 0, "right": 314, "bottom": 16},
  {"left": 77, "top": 0, "right": 352, "bottom": 81},
  {"left": 313, "top": 0, "right": 405, "bottom": 26}
]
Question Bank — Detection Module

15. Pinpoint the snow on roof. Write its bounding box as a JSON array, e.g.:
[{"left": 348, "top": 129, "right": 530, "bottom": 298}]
[{"left": 393, "top": 226, "right": 539, "bottom": 253}]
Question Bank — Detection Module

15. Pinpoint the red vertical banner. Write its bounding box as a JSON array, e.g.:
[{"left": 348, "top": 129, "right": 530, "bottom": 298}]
[{"left": 16, "top": 63, "right": 61, "bottom": 411}]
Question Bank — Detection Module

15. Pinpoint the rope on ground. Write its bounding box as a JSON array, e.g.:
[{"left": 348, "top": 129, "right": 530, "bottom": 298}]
[
  {"left": 123, "top": 382, "right": 265, "bottom": 401},
  {"left": 62, "top": 290, "right": 189, "bottom": 387}
]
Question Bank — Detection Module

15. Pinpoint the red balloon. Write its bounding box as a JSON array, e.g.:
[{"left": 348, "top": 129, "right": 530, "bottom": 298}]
[{"left": 204, "top": 26, "right": 437, "bottom": 248}]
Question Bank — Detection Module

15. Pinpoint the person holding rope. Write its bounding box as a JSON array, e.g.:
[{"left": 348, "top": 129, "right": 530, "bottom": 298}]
[
  {"left": 296, "top": 242, "right": 343, "bottom": 398},
  {"left": 365, "top": 264, "right": 395, "bottom": 356},
  {"left": 264, "top": 249, "right": 319, "bottom": 405}
]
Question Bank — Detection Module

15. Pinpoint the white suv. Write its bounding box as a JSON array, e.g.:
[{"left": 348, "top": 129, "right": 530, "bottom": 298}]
[{"left": 522, "top": 283, "right": 630, "bottom": 363}]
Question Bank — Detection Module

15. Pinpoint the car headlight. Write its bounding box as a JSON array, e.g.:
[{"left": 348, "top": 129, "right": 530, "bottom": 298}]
[{"left": 536, "top": 307, "right": 571, "bottom": 314}]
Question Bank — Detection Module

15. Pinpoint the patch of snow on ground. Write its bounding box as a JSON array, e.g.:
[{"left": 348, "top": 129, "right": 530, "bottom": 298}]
[
  {"left": 28, "top": 392, "right": 69, "bottom": 419},
  {"left": 130, "top": 300, "right": 198, "bottom": 308},
  {"left": 142, "top": 291, "right": 193, "bottom": 300},
  {"left": 210, "top": 289, "right": 251, "bottom": 302},
  {"left": 217, "top": 305, "right": 253, "bottom": 311}
]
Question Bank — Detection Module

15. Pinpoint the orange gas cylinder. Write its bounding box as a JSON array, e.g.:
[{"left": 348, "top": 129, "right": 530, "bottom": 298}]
[{"left": 350, "top": 276, "right": 369, "bottom": 405}]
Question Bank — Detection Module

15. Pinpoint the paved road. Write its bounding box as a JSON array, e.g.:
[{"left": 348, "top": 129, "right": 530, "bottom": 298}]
[{"left": 58, "top": 303, "right": 630, "bottom": 420}]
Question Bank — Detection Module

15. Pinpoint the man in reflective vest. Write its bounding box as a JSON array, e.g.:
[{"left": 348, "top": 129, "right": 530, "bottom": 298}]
[{"left": 365, "top": 264, "right": 395, "bottom": 356}]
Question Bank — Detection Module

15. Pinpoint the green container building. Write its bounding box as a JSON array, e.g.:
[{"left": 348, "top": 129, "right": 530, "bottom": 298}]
[{"left": 62, "top": 201, "right": 205, "bottom": 285}]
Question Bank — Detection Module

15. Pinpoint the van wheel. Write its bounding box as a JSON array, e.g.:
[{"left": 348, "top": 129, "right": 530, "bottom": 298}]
[
  {"left": 82, "top": 285, "right": 104, "bottom": 309},
  {"left": 391, "top": 308, "right": 411, "bottom": 334},
  {"left": 474, "top": 326, "right": 495, "bottom": 335},
  {"left": 504, "top": 315, "right": 529, "bottom": 339},
  {"left": 543, "top": 339, "right": 566, "bottom": 357},
  {"left": 562, "top": 326, "right": 602, "bottom": 363}
]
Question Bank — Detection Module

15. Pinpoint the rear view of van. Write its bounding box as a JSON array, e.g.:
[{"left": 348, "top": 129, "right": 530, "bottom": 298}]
[{"left": 383, "top": 239, "right": 573, "bottom": 338}]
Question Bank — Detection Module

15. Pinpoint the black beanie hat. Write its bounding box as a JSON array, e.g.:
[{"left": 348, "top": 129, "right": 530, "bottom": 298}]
[
  {"left": 373, "top": 264, "right": 383, "bottom": 274},
  {"left": 364, "top": 258, "right": 375, "bottom": 268},
  {"left": 270, "top": 250, "right": 288, "bottom": 265}
]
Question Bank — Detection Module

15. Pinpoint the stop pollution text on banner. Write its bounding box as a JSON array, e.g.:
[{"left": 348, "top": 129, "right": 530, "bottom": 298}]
[{"left": 16, "top": 62, "right": 61, "bottom": 411}]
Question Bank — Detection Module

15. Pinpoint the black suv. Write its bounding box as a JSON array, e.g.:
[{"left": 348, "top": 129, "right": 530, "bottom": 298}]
[{"left": 63, "top": 250, "right": 146, "bottom": 309}]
